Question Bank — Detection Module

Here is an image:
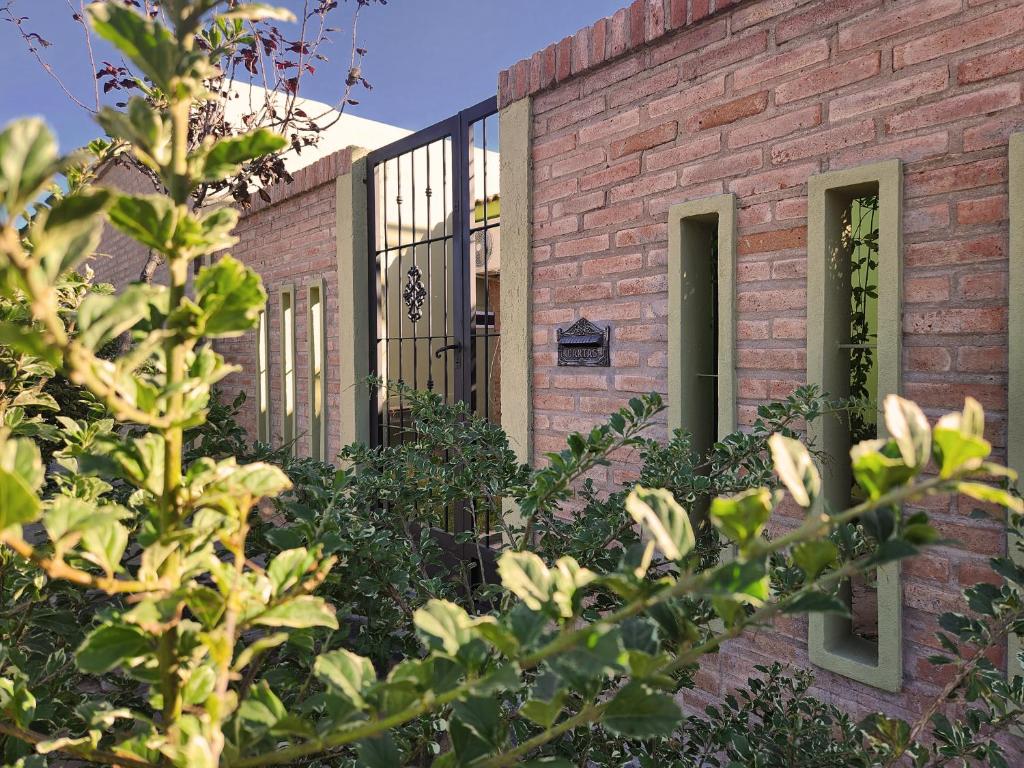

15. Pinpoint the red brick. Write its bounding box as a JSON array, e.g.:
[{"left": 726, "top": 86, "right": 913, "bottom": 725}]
[
  {"left": 535, "top": 178, "right": 579, "bottom": 205},
  {"left": 959, "top": 44, "right": 1024, "bottom": 85},
  {"left": 830, "top": 132, "right": 949, "bottom": 170},
  {"left": 691, "top": 31, "right": 770, "bottom": 79},
  {"left": 556, "top": 37, "right": 573, "bottom": 83},
  {"left": 957, "top": 271, "right": 1006, "bottom": 301},
  {"left": 737, "top": 348, "right": 806, "bottom": 370},
  {"left": 534, "top": 216, "right": 579, "bottom": 240},
  {"left": 553, "top": 234, "right": 609, "bottom": 259},
  {"left": 555, "top": 283, "right": 613, "bottom": 302},
  {"left": 645, "top": 133, "right": 721, "bottom": 171},
  {"left": 609, "top": 7, "right": 630, "bottom": 58},
  {"left": 547, "top": 97, "right": 608, "bottom": 132},
  {"left": 957, "top": 195, "right": 1008, "bottom": 226},
  {"left": 737, "top": 260, "right": 771, "bottom": 282},
  {"left": 535, "top": 262, "right": 578, "bottom": 282},
  {"left": 776, "top": 52, "right": 881, "bottom": 105},
  {"left": 615, "top": 223, "right": 667, "bottom": 247},
  {"left": 578, "top": 109, "right": 641, "bottom": 144},
  {"left": 681, "top": 149, "right": 763, "bottom": 186},
  {"left": 738, "top": 288, "right": 806, "bottom": 312},
  {"left": 738, "top": 319, "right": 771, "bottom": 340},
  {"left": 885, "top": 83, "right": 1021, "bottom": 134},
  {"left": 533, "top": 134, "right": 577, "bottom": 162},
  {"left": 610, "top": 121, "right": 679, "bottom": 159},
  {"left": 957, "top": 346, "right": 1006, "bottom": 374},
  {"left": 830, "top": 68, "right": 949, "bottom": 123},
  {"left": 618, "top": 274, "right": 668, "bottom": 296},
  {"left": 904, "top": 308, "right": 1006, "bottom": 335},
  {"left": 905, "top": 203, "right": 950, "bottom": 234},
  {"left": 772, "top": 258, "right": 806, "bottom": 279},
  {"left": 648, "top": 76, "right": 726, "bottom": 119},
  {"left": 552, "top": 190, "right": 606, "bottom": 216},
  {"left": 590, "top": 17, "right": 608, "bottom": 67},
  {"left": 572, "top": 27, "right": 591, "bottom": 75},
  {"left": 907, "top": 346, "right": 952, "bottom": 372},
  {"left": 609, "top": 69, "right": 680, "bottom": 109},
  {"left": 776, "top": 0, "right": 880, "bottom": 44},
  {"left": 581, "top": 253, "right": 644, "bottom": 276},
  {"left": 738, "top": 226, "right": 807, "bottom": 255},
  {"left": 551, "top": 373, "right": 609, "bottom": 391},
  {"left": 730, "top": 162, "right": 819, "bottom": 196},
  {"left": 728, "top": 105, "right": 822, "bottom": 149},
  {"left": 645, "top": 0, "right": 665, "bottom": 42},
  {"left": 894, "top": 6, "right": 1024, "bottom": 70},
  {"left": 905, "top": 235, "right": 1005, "bottom": 267},
  {"left": 609, "top": 170, "right": 678, "bottom": 202},
  {"left": 589, "top": 301, "right": 644, "bottom": 321},
  {"left": 551, "top": 148, "right": 606, "bottom": 178},
  {"left": 775, "top": 197, "right": 807, "bottom": 220},
  {"left": 668, "top": 0, "right": 688, "bottom": 28},
  {"left": 616, "top": 374, "right": 666, "bottom": 393},
  {"left": 580, "top": 158, "right": 642, "bottom": 191},
  {"left": 838, "top": 0, "right": 961, "bottom": 51},
  {"left": 687, "top": 91, "right": 770, "bottom": 131},
  {"left": 733, "top": 0, "right": 801, "bottom": 31},
  {"left": 734, "top": 40, "right": 830, "bottom": 90},
  {"left": 772, "top": 317, "right": 806, "bottom": 340},
  {"left": 771, "top": 120, "right": 874, "bottom": 164},
  {"left": 583, "top": 201, "right": 644, "bottom": 229},
  {"left": 963, "top": 116, "right": 1024, "bottom": 152},
  {"left": 651, "top": 18, "right": 728, "bottom": 67},
  {"left": 738, "top": 202, "right": 772, "bottom": 227},
  {"left": 906, "top": 159, "right": 1006, "bottom": 198},
  {"left": 905, "top": 276, "right": 950, "bottom": 303}
]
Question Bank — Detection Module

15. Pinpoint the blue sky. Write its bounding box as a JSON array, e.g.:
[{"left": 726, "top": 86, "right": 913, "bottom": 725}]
[{"left": 0, "top": 1, "right": 626, "bottom": 151}]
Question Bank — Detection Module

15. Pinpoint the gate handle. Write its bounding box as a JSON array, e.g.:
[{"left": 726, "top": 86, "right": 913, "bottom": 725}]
[{"left": 434, "top": 342, "right": 461, "bottom": 360}]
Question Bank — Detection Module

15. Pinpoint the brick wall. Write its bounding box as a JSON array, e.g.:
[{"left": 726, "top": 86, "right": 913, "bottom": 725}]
[
  {"left": 93, "top": 149, "right": 354, "bottom": 462},
  {"left": 217, "top": 148, "right": 352, "bottom": 460},
  {"left": 500, "top": 0, "right": 1024, "bottom": 724}
]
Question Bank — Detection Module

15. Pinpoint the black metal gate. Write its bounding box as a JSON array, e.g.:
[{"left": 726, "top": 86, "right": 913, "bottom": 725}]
[{"left": 366, "top": 97, "right": 501, "bottom": 559}]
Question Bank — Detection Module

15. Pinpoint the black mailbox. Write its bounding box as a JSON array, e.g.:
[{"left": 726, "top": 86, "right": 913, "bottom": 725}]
[{"left": 557, "top": 318, "right": 610, "bottom": 367}]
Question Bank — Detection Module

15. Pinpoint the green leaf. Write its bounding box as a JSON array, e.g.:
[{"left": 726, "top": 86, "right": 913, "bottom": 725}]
[
  {"left": 497, "top": 551, "right": 552, "bottom": 611},
  {"left": 31, "top": 189, "right": 112, "bottom": 279},
  {"left": 603, "top": 681, "right": 682, "bottom": 738},
  {"left": 782, "top": 591, "right": 850, "bottom": 615},
  {"left": 76, "top": 624, "right": 150, "bottom": 674},
  {"left": 769, "top": 434, "right": 819, "bottom": 507},
  {"left": 182, "top": 665, "right": 216, "bottom": 707},
  {"left": 0, "top": 118, "right": 62, "bottom": 214},
  {"left": 252, "top": 596, "right": 338, "bottom": 630},
  {"left": 451, "top": 696, "right": 502, "bottom": 751},
  {"left": 80, "top": 521, "right": 129, "bottom": 576},
  {"left": 883, "top": 395, "right": 931, "bottom": 469},
  {"left": 0, "top": 676, "right": 36, "bottom": 729},
  {"left": 106, "top": 193, "right": 180, "bottom": 255},
  {"left": 625, "top": 486, "right": 695, "bottom": 561},
  {"left": 956, "top": 482, "right": 1024, "bottom": 513},
  {"left": 194, "top": 256, "right": 266, "bottom": 337},
  {"left": 414, "top": 599, "right": 476, "bottom": 656},
  {"left": 87, "top": 4, "right": 180, "bottom": 92},
  {"left": 199, "top": 130, "right": 288, "bottom": 181},
  {"left": 850, "top": 439, "right": 917, "bottom": 500},
  {"left": 96, "top": 97, "right": 170, "bottom": 170},
  {"left": 76, "top": 282, "right": 163, "bottom": 351},
  {"left": 792, "top": 540, "right": 838, "bottom": 580},
  {"left": 267, "top": 548, "right": 315, "bottom": 595},
  {"left": 314, "top": 649, "right": 377, "bottom": 709},
  {"left": 0, "top": 437, "right": 43, "bottom": 528},
  {"left": 932, "top": 400, "right": 991, "bottom": 478},
  {"left": 356, "top": 734, "right": 401, "bottom": 768},
  {"left": 710, "top": 488, "right": 773, "bottom": 547}
]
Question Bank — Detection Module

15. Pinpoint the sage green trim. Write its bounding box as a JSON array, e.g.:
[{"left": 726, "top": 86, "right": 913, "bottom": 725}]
[
  {"left": 308, "top": 278, "right": 327, "bottom": 461},
  {"left": 1008, "top": 132, "right": 1024, "bottom": 682},
  {"left": 256, "top": 308, "right": 271, "bottom": 443},
  {"left": 498, "top": 98, "right": 533, "bottom": 533},
  {"left": 667, "top": 194, "right": 737, "bottom": 442},
  {"left": 336, "top": 150, "right": 370, "bottom": 449},
  {"left": 807, "top": 159, "right": 903, "bottom": 692},
  {"left": 499, "top": 98, "right": 533, "bottom": 468},
  {"left": 279, "top": 284, "right": 296, "bottom": 454}
]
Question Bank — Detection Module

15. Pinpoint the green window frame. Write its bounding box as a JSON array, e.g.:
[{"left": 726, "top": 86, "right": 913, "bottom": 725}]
[
  {"left": 256, "top": 308, "right": 271, "bottom": 442},
  {"left": 280, "top": 285, "right": 296, "bottom": 453},
  {"left": 308, "top": 279, "right": 327, "bottom": 461},
  {"left": 807, "top": 159, "right": 903, "bottom": 692},
  {"left": 667, "top": 193, "right": 737, "bottom": 452},
  {"left": 1008, "top": 132, "right": 1023, "bottom": 681}
]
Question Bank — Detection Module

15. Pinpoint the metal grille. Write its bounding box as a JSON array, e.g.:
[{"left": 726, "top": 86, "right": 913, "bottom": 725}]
[
  {"left": 367, "top": 97, "right": 500, "bottom": 444},
  {"left": 366, "top": 97, "right": 501, "bottom": 545}
]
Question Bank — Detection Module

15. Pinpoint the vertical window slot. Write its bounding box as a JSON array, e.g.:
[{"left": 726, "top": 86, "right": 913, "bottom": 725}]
[
  {"left": 256, "top": 308, "right": 271, "bottom": 442},
  {"left": 280, "top": 286, "right": 296, "bottom": 453},
  {"left": 808, "top": 160, "right": 902, "bottom": 692},
  {"left": 308, "top": 280, "right": 327, "bottom": 461}
]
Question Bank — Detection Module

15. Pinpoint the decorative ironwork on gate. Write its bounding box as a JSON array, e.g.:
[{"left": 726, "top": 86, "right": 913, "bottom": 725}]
[{"left": 366, "top": 97, "right": 501, "bottom": 555}]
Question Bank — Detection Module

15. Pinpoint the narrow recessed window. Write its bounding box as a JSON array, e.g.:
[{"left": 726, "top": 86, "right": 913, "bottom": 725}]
[
  {"left": 256, "top": 308, "right": 271, "bottom": 442},
  {"left": 807, "top": 159, "right": 902, "bottom": 692},
  {"left": 308, "top": 280, "right": 327, "bottom": 461},
  {"left": 668, "top": 194, "right": 737, "bottom": 467},
  {"left": 280, "top": 285, "right": 296, "bottom": 453},
  {"left": 1008, "top": 132, "right": 1024, "bottom": 681}
]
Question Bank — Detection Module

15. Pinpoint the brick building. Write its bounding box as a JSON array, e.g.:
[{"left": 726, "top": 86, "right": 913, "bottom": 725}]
[{"left": 92, "top": 0, "right": 1024, "bottom": 731}]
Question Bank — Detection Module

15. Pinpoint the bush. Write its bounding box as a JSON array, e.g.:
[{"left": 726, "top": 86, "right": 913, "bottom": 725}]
[{"left": 0, "top": 3, "right": 1022, "bottom": 767}]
